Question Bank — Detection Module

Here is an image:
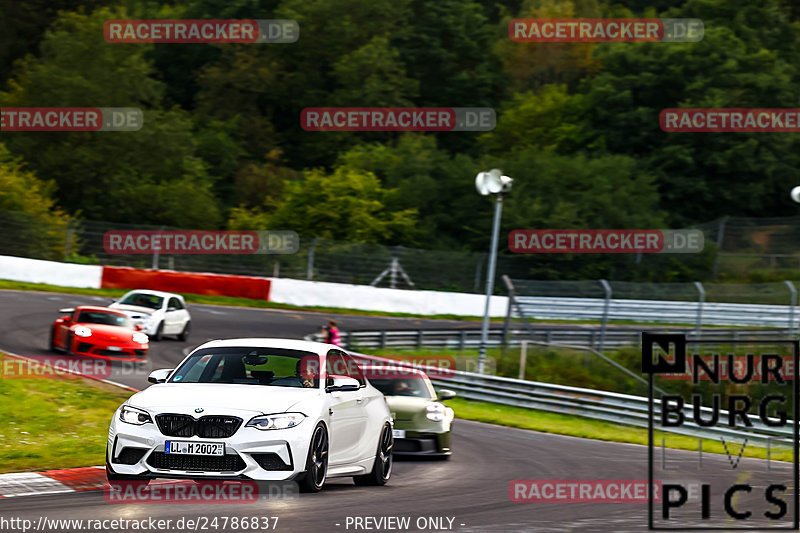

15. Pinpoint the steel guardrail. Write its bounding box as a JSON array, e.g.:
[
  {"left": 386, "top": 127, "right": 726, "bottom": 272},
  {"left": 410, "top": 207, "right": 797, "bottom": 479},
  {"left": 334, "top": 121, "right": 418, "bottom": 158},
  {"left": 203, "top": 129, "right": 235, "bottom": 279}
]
[
  {"left": 425, "top": 370, "right": 793, "bottom": 447},
  {"left": 512, "top": 296, "right": 798, "bottom": 328},
  {"left": 304, "top": 333, "right": 795, "bottom": 447},
  {"left": 308, "top": 328, "right": 791, "bottom": 351}
]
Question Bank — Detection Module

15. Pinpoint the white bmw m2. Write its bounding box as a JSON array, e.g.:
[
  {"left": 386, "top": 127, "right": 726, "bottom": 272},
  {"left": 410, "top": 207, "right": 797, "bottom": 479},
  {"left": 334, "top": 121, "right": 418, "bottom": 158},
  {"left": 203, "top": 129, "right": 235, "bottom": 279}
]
[{"left": 107, "top": 338, "right": 393, "bottom": 492}]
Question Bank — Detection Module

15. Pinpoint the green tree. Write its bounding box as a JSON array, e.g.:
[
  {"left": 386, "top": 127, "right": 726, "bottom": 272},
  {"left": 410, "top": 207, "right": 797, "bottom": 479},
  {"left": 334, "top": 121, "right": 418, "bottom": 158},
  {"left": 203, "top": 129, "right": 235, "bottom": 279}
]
[
  {"left": 0, "top": 143, "right": 71, "bottom": 259},
  {"left": 232, "top": 153, "right": 300, "bottom": 210},
  {"left": 495, "top": 0, "right": 604, "bottom": 94},
  {"left": 564, "top": 0, "right": 800, "bottom": 225},
  {"left": 390, "top": 0, "right": 504, "bottom": 155},
  {"left": 487, "top": 148, "right": 670, "bottom": 280},
  {"left": 478, "top": 85, "right": 595, "bottom": 155},
  {"left": 498, "top": 149, "right": 664, "bottom": 230},
  {"left": 229, "top": 167, "right": 418, "bottom": 243},
  {"left": 330, "top": 36, "right": 418, "bottom": 106},
  {"left": 337, "top": 134, "right": 485, "bottom": 248},
  {"left": 194, "top": 0, "right": 416, "bottom": 169},
  {"left": 391, "top": 0, "right": 502, "bottom": 108},
  {"left": 0, "top": 7, "right": 225, "bottom": 227},
  {"left": 147, "top": 0, "right": 284, "bottom": 108},
  {"left": 0, "top": 0, "right": 115, "bottom": 89}
]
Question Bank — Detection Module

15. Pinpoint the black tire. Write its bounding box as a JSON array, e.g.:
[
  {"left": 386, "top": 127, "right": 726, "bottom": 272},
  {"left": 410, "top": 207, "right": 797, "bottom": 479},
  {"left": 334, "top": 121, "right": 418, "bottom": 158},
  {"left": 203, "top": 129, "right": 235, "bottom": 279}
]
[
  {"left": 178, "top": 321, "right": 190, "bottom": 342},
  {"left": 65, "top": 332, "right": 75, "bottom": 355},
  {"left": 153, "top": 322, "right": 164, "bottom": 342},
  {"left": 354, "top": 423, "right": 393, "bottom": 486},
  {"left": 49, "top": 327, "right": 57, "bottom": 352},
  {"left": 299, "top": 423, "right": 329, "bottom": 493}
]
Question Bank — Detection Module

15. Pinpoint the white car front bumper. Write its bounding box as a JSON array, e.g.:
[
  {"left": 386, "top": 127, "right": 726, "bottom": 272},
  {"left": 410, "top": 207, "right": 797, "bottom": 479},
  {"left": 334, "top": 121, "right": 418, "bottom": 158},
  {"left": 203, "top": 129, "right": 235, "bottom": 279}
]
[
  {"left": 119, "top": 313, "right": 158, "bottom": 336},
  {"left": 107, "top": 410, "right": 313, "bottom": 481}
]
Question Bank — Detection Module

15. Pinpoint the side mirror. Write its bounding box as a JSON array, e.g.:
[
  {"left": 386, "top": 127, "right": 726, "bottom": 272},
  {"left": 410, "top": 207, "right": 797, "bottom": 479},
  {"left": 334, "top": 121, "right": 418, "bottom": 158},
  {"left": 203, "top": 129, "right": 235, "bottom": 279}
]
[
  {"left": 326, "top": 376, "right": 360, "bottom": 392},
  {"left": 134, "top": 324, "right": 145, "bottom": 331},
  {"left": 148, "top": 368, "right": 173, "bottom": 384},
  {"left": 61, "top": 316, "right": 72, "bottom": 323},
  {"left": 436, "top": 389, "right": 457, "bottom": 401}
]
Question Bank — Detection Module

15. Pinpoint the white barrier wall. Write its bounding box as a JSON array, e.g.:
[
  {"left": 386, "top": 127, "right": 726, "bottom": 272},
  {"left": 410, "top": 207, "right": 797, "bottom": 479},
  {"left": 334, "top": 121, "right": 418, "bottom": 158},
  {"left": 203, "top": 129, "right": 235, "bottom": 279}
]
[
  {"left": 0, "top": 254, "right": 509, "bottom": 317},
  {"left": 0, "top": 255, "right": 103, "bottom": 288},
  {"left": 269, "top": 278, "right": 509, "bottom": 317}
]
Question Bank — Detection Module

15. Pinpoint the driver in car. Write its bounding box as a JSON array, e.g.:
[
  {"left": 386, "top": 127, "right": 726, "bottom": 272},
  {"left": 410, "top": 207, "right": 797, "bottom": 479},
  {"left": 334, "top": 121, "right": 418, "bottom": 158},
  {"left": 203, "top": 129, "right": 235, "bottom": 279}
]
[
  {"left": 296, "top": 359, "right": 316, "bottom": 388},
  {"left": 395, "top": 381, "right": 412, "bottom": 395}
]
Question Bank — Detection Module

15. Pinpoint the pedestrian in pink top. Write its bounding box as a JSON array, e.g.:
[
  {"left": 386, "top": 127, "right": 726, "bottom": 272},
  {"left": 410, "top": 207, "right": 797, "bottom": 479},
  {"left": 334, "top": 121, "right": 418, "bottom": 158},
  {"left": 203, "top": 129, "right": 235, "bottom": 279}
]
[{"left": 325, "top": 320, "right": 341, "bottom": 347}]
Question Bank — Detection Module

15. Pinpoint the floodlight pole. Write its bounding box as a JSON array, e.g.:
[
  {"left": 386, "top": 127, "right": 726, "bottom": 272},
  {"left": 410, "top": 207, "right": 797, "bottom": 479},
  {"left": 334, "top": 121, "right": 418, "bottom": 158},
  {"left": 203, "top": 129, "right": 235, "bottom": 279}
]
[{"left": 477, "top": 193, "right": 504, "bottom": 374}]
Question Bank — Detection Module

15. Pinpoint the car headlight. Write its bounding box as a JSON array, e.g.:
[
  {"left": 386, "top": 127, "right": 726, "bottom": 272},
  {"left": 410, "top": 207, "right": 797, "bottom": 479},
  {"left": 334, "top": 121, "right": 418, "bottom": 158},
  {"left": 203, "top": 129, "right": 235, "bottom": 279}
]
[
  {"left": 119, "top": 405, "right": 152, "bottom": 425},
  {"left": 132, "top": 332, "right": 149, "bottom": 344},
  {"left": 426, "top": 402, "right": 446, "bottom": 422},
  {"left": 246, "top": 413, "right": 305, "bottom": 430},
  {"left": 74, "top": 326, "right": 92, "bottom": 338}
]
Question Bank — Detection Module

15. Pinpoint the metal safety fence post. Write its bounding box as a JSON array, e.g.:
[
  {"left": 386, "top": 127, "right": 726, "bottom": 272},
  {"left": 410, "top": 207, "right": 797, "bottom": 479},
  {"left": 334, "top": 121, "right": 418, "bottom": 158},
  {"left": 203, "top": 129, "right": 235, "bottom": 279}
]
[
  {"left": 786, "top": 280, "right": 797, "bottom": 335},
  {"left": 598, "top": 279, "right": 611, "bottom": 353}
]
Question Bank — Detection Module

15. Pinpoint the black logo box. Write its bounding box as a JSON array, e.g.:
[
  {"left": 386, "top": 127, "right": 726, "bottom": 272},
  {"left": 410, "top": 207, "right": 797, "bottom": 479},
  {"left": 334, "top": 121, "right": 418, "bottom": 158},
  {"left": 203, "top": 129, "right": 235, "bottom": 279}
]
[{"left": 643, "top": 333, "right": 800, "bottom": 531}]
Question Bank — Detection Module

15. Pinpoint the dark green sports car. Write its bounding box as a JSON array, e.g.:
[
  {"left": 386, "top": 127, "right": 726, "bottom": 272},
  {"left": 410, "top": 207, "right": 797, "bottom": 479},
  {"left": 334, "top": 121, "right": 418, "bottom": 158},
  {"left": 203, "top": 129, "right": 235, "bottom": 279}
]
[{"left": 368, "top": 366, "right": 456, "bottom": 458}]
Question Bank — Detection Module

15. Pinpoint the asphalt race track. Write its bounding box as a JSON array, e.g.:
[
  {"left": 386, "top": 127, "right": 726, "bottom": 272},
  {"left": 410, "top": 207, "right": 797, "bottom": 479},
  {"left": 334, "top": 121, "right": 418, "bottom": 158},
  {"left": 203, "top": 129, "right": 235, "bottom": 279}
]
[
  {"left": 0, "top": 289, "right": 479, "bottom": 389},
  {"left": 0, "top": 289, "right": 794, "bottom": 532},
  {"left": 0, "top": 422, "right": 643, "bottom": 533}
]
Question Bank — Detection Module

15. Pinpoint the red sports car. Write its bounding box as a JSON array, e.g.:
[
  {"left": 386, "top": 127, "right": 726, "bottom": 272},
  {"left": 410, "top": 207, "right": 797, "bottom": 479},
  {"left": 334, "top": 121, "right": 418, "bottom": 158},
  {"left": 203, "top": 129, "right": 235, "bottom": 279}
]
[{"left": 50, "top": 306, "right": 149, "bottom": 362}]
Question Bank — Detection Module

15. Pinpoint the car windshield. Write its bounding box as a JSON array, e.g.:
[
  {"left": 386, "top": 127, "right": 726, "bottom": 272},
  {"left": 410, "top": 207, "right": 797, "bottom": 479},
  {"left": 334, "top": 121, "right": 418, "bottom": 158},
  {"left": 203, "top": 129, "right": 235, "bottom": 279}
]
[
  {"left": 169, "top": 347, "right": 321, "bottom": 388},
  {"left": 119, "top": 293, "right": 164, "bottom": 310},
  {"left": 77, "top": 310, "right": 133, "bottom": 328},
  {"left": 370, "top": 377, "right": 432, "bottom": 398}
]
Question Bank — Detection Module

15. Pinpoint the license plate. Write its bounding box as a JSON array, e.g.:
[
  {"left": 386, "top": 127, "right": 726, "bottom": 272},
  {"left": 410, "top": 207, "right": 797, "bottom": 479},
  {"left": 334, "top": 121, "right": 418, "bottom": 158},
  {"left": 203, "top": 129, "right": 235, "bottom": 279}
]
[
  {"left": 165, "top": 441, "right": 224, "bottom": 456},
  {"left": 107, "top": 346, "right": 123, "bottom": 352},
  {"left": 392, "top": 429, "right": 405, "bottom": 439}
]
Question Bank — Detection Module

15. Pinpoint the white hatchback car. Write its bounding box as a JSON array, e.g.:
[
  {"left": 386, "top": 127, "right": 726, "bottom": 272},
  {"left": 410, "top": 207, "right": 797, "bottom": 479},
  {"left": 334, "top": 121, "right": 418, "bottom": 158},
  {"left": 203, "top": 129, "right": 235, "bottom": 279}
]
[
  {"left": 109, "top": 290, "right": 191, "bottom": 341},
  {"left": 106, "top": 339, "right": 394, "bottom": 492}
]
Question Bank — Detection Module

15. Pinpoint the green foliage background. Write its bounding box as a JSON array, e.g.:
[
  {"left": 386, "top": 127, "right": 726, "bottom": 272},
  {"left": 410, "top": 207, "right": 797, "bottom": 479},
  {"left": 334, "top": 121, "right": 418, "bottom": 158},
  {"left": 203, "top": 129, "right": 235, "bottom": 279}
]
[{"left": 1, "top": 0, "right": 799, "bottom": 280}]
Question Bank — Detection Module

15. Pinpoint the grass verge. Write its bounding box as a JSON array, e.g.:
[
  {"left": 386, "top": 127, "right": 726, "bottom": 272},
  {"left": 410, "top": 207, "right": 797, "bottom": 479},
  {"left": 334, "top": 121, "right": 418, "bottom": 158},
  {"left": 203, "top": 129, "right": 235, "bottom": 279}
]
[
  {"left": 449, "top": 397, "right": 792, "bottom": 462},
  {"left": 0, "top": 355, "right": 784, "bottom": 474},
  {"left": 0, "top": 354, "right": 133, "bottom": 473},
  {"left": 359, "top": 345, "right": 654, "bottom": 395}
]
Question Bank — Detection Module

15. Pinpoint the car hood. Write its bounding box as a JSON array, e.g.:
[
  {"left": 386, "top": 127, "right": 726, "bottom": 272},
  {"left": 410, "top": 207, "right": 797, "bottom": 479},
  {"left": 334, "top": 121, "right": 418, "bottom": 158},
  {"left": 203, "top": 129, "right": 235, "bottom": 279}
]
[
  {"left": 72, "top": 323, "right": 136, "bottom": 342},
  {"left": 111, "top": 304, "right": 156, "bottom": 317},
  {"left": 385, "top": 395, "right": 453, "bottom": 429},
  {"left": 128, "top": 383, "right": 320, "bottom": 417},
  {"left": 385, "top": 395, "right": 435, "bottom": 416}
]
